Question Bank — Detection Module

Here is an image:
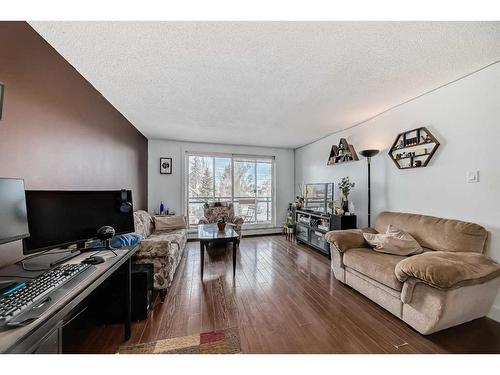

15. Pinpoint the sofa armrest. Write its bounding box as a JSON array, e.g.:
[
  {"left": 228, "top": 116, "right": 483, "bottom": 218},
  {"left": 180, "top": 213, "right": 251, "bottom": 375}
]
[
  {"left": 395, "top": 251, "right": 500, "bottom": 289},
  {"left": 198, "top": 217, "right": 210, "bottom": 225},
  {"left": 135, "top": 239, "right": 171, "bottom": 258},
  {"left": 325, "top": 229, "right": 371, "bottom": 253}
]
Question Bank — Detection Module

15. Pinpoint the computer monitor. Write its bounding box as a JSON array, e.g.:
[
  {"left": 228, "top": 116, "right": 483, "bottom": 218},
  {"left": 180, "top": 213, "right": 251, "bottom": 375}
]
[
  {"left": 0, "top": 178, "right": 30, "bottom": 245},
  {"left": 23, "top": 190, "right": 134, "bottom": 254}
]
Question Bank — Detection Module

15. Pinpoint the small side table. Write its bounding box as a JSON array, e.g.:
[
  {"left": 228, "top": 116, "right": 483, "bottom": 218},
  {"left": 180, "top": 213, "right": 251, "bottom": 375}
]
[{"left": 284, "top": 226, "right": 295, "bottom": 241}]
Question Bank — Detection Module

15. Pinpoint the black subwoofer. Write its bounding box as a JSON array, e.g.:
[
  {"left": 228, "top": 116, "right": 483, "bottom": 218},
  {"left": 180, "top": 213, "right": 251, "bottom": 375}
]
[
  {"left": 89, "top": 263, "right": 154, "bottom": 322},
  {"left": 131, "top": 264, "right": 154, "bottom": 321}
]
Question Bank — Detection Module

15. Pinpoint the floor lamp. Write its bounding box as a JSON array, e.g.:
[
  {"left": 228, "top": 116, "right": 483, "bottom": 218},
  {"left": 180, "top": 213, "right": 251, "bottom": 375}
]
[{"left": 359, "top": 149, "right": 379, "bottom": 227}]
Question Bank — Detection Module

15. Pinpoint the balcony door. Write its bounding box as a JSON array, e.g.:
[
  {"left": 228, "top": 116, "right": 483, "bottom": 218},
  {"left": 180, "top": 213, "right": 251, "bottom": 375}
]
[{"left": 186, "top": 153, "right": 274, "bottom": 227}]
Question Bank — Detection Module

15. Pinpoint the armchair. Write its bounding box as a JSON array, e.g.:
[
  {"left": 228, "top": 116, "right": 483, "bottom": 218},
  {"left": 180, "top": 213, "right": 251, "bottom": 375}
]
[{"left": 198, "top": 202, "right": 244, "bottom": 238}]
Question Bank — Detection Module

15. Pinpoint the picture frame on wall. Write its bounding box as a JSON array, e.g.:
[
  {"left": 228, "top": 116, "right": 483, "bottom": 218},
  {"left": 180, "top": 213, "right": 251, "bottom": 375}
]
[{"left": 160, "top": 157, "right": 172, "bottom": 174}]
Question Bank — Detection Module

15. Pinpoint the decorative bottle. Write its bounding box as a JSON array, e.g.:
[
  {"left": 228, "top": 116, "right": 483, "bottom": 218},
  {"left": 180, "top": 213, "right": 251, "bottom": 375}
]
[{"left": 159, "top": 201, "right": 165, "bottom": 215}]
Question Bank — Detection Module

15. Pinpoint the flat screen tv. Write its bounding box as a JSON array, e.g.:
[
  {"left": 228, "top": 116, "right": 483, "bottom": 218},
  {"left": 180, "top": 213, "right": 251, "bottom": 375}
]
[
  {"left": 303, "top": 183, "right": 334, "bottom": 213},
  {"left": 23, "top": 190, "right": 134, "bottom": 254},
  {"left": 0, "top": 178, "right": 30, "bottom": 245}
]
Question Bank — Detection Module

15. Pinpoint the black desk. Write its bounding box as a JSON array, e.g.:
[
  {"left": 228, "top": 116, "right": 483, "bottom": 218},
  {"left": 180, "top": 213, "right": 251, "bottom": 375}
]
[{"left": 0, "top": 245, "right": 138, "bottom": 353}]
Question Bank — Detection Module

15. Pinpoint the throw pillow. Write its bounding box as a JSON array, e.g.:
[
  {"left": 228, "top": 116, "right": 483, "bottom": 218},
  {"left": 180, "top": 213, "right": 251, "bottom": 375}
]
[
  {"left": 363, "top": 225, "right": 423, "bottom": 256},
  {"left": 155, "top": 215, "right": 187, "bottom": 231}
]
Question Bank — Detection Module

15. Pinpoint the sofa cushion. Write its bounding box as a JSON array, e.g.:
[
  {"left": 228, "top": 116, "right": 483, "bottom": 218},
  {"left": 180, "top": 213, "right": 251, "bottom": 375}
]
[
  {"left": 343, "top": 248, "right": 406, "bottom": 291},
  {"left": 149, "top": 229, "right": 187, "bottom": 248},
  {"left": 395, "top": 251, "right": 500, "bottom": 289},
  {"left": 363, "top": 225, "right": 423, "bottom": 256},
  {"left": 135, "top": 229, "right": 187, "bottom": 258},
  {"left": 154, "top": 215, "right": 187, "bottom": 231},
  {"left": 374, "top": 212, "right": 487, "bottom": 253}
]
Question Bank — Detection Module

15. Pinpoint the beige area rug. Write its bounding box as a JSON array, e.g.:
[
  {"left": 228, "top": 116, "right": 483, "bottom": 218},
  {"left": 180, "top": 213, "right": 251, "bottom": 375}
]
[{"left": 118, "top": 327, "right": 241, "bottom": 354}]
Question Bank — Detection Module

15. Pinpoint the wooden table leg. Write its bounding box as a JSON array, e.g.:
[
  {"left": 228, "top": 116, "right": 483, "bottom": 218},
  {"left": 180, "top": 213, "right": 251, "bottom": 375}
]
[
  {"left": 200, "top": 241, "right": 205, "bottom": 279},
  {"left": 232, "top": 240, "right": 237, "bottom": 277}
]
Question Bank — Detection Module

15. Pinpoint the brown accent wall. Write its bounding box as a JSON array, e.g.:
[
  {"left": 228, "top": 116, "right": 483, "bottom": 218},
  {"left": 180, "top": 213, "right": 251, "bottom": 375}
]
[{"left": 0, "top": 22, "right": 148, "bottom": 266}]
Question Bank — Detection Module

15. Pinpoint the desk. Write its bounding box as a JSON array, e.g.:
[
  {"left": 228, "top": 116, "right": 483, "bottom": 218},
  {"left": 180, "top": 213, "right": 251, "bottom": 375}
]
[{"left": 0, "top": 245, "right": 138, "bottom": 353}]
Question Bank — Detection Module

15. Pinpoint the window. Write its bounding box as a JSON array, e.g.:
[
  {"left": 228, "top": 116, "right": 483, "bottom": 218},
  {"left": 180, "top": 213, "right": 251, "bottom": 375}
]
[{"left": 186, "top": 153, "right": 275, "bottom": 227}]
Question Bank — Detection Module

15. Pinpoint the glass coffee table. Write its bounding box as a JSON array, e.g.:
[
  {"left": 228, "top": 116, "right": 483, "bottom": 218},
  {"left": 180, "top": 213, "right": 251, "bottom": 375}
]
[{"left": 197, "top": 224, "right": 239, "bottom": 279}]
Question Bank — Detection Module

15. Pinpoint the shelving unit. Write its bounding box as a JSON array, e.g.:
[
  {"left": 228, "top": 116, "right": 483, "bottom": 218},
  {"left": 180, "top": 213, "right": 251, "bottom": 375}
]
[
  {"left": 389, "top": 126, "right": 440, "bottom": 169},
  {"left": 295, "top": 209, "right": 357, "bottom": 256},
  {"left": 327, "top": 138, "right": 359, "bottom": 165}
]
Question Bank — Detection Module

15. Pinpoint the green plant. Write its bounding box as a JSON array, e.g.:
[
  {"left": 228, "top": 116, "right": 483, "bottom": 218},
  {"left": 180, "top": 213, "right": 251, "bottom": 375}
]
[
  {"left": 338, "top": 177, "right": 355, "bottom": 198},
  {"left": 284, "top": 216, "right": 295, "bottom": 228}
]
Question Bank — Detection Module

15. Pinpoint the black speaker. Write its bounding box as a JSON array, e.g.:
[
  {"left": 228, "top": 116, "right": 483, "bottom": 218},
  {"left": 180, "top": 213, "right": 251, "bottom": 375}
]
[
  {"left": 88, "top": 263, "right": 154, "bottom": 323},
  {"left": 131, "top": 264, "right": 154, "bottom": 321}
]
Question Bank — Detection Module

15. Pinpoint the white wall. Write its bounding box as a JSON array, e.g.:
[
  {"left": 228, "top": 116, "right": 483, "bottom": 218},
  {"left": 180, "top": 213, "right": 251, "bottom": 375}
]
[
  {"left": 148, "top": 139, "right": 295, "bottom": 228},
  {"left": 295, "top": 62, "right": 500, "bottom": 321}
]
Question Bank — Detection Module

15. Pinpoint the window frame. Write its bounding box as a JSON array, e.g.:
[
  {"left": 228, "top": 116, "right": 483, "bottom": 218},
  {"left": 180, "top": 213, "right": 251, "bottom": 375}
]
[{"left": 184, "top": 151, "right": 276, "bottom": 229}]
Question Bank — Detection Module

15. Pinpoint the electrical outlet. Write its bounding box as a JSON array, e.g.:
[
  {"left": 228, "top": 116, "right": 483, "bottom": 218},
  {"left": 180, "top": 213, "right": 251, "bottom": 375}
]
[{"left": 466, "top": 171, "right": 479, "bottom": 183}]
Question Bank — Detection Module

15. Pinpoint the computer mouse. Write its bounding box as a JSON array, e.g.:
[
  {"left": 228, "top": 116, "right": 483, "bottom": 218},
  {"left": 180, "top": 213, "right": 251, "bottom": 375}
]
[{"left": 82, "top": 256, "right": 105, "bottom": 265}]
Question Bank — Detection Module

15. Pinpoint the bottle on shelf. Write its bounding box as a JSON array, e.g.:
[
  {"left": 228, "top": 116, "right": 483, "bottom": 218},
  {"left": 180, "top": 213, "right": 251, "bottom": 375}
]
[{"left": 159, "top": 201, "right": 165, "bottom": 215}]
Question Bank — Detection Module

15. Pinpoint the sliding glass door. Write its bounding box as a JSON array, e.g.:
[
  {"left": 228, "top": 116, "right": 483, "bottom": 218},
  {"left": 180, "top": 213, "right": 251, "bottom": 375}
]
[{"left": 186, "top": 153, "right": 274, "bottom": 227}]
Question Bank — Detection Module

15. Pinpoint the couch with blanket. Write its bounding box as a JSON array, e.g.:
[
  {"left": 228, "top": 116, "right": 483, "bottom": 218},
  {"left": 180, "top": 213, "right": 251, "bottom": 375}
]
[
  {"left": 133, "top": 210, "right": 187, "bottom": 300},
  {"left": 326, "top": 211, "right": 500, "bottom": 334}
]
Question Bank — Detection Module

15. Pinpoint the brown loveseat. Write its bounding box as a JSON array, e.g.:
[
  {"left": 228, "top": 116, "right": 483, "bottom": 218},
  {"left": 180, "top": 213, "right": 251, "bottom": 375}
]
[
  {"left": 326, "top": 212, "right": 500, "bottom": 334},
  {"left": 133, "top": 210, "right": 187, "bottom": 300}
]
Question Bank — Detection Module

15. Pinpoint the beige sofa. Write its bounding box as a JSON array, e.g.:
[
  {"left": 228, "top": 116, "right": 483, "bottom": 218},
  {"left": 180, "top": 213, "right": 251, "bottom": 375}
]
[
  {"left": 326, "top": 212, "right": 500, "bottom": 334},
  {"left": 133, "top": 210, "right": 187, "bottom": 300}
]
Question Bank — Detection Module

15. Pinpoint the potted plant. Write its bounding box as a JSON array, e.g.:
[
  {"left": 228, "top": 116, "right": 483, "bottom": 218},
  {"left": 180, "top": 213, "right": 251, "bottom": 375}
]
[
  {"left": 283, "top": 216, "right": 295, "bottom": 240},
  {"left": 338, "top": 177, "right": 355, "bottom": 214},
  {"left": 217, "top": 217, "right": 226, "bottom": 231}
]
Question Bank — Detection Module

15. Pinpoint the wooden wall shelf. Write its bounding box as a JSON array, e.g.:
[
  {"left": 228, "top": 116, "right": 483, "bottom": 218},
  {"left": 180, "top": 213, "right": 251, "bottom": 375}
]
[
  {"left": 327, "top": 138, "right": 359, "bottom": 165},
  {"left": 389, "top": 127, "right": 440, "bottom": 169}
]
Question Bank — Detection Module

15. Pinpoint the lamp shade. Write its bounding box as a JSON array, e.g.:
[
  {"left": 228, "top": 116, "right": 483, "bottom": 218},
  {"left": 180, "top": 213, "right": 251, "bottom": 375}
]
[{"left": 359, "top": 149, "right": 380, "bottom": 158}]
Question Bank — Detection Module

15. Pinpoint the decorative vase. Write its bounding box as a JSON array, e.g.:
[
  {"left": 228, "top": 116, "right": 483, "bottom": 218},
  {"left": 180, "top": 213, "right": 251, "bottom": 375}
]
[
  {"left": 348, "top": 200, "right": 355, "bottom": 214},
  {"left": 217, "top": 222, "right": 226, "bottom": 231},
  {"left": 341, "top": 193, "right": 349, "bottom": 214}
]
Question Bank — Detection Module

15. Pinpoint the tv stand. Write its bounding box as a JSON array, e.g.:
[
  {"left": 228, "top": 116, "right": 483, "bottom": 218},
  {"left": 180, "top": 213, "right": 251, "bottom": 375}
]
[{"left": 295, "top": 209, "right": 357, "bottom": 256}]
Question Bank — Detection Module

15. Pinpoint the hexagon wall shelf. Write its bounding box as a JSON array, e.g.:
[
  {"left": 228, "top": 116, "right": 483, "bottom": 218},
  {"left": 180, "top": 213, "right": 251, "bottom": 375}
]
[{"left": 389, "top": 127, "right": 440, "bottom": 169}]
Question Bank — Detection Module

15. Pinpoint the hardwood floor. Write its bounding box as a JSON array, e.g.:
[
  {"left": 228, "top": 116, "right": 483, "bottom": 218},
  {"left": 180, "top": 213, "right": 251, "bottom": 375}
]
[{"left": 77, "top": 235, "right": 500, "bottom": 353}]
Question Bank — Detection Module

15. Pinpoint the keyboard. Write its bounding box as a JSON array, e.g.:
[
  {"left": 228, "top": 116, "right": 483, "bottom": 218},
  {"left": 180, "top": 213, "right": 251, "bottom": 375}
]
[{"left": 0, "top": 263, "right": 93, "bottom": 328}]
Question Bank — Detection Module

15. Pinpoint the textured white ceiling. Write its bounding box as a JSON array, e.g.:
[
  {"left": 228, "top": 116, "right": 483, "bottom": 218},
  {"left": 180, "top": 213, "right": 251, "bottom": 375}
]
[{"left": 30, "top": 22, "right": 500, "bottom": 149}]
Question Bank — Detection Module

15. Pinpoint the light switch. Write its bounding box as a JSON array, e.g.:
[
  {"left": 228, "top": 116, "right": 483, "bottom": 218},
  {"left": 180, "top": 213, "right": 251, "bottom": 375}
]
[{"left": 466, "top": 171, "right": 479, "bottom": 183}]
